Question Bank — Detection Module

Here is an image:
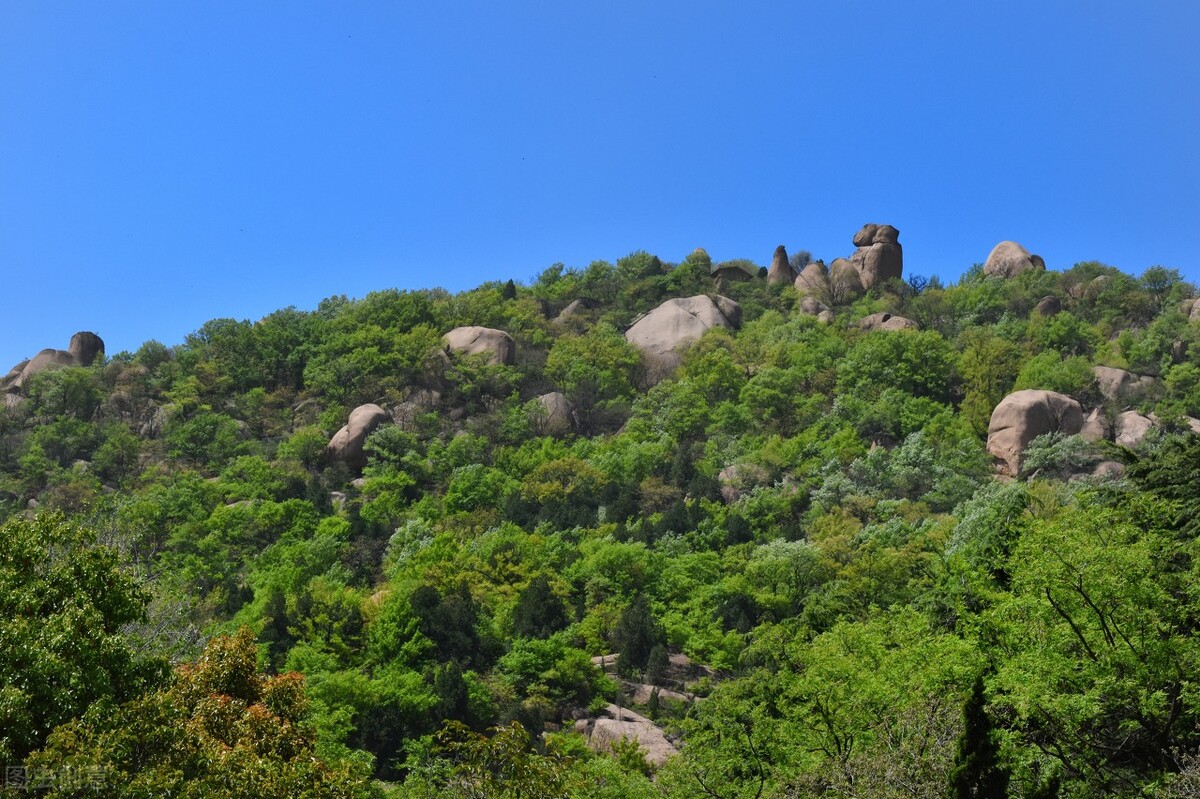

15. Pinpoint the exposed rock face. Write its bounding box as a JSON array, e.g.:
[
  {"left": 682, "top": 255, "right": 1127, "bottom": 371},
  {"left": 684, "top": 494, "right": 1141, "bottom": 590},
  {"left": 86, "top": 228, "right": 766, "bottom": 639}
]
[
  {"left": 1080, "top": 408, "right": 1110, "bottom": 443},
  {"left": 533, "top": 391, "right": 575, "bottom": 436},
  {"left": 1092, "top": 366, "right": 1157, "bottom": 404},
  {"left": 1093, "top": 461, "right": 1127, "bottom": 479},
  {"left": 326, "top": 404, "right": 389, "bottom": 472},
  {"left": 717, "top": 463, "right": 769, "bottom": 504},
  {"left": 574, "top": 704, "right": 677, "bottom": 766},
  {"left": 1115, "top": 411, "right": 1155, "bottom": 448},
  {"left": 625, "top": 295, "right": 742, "bottom": 380},
  {"left": 442, "top": 326, "right": 516, "bottom": 366},
  {"left": 1, "top": 331, "right": 105, "bottom": 395},
  {"left": 816, "top": 310, "right": 834, "bottom": 324},
  {"left": 766, "top": 245, "right": 795, "bottom": 286},
  {"left": 983, "top": 241, "right": 1046, "bottom": 278},
  {"left": 987, "top": 390, "right": 1084, "bottom": 476},
  {"left": 846, "top": 223, "right": 903, "bottom": 289},
  {"left": 1179, "top": 298, "right": 1200, "bottom": 321},
  {"left": 794, "top": 261, "right": 829, "bottom": 297},
  {"left": 829, "top": 258, "right": 864, "bottom": 302},
  {"left": 1034, "top": 296, "right": 1062, "bottom": 316},
  {"left": 859, "top": 312, "right": 918, "bottom": 331}
]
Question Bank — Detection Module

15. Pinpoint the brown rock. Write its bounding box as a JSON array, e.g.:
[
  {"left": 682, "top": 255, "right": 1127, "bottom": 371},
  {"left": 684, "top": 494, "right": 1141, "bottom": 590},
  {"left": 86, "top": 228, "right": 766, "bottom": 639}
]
[
  {"left": 326, "top": 404, "right": 390, "bottom": 472},
  {"left": 983, "top": 241, "right": 1046, "bottom": 278},
  {"left": 1115, "top": 411, "right": 1155, "bottom": 448},
  {"left": 829, "top": 258, "right": 864, "bottom": 302},
  {"left": 533, "top": 391, "right": 575, "bottom": 436},
  {"left": 576, "top": 704, "right": 678, "bottom": 766},
  {"left": 852, "top": 223, "right": 880, "bottom": 247},
  {"left": 873, "top": 224, "right": 900, "bottom": 245},
  {"left": 766, "top": 245, "right": 795, "bottom": 286},
  {"left": 987, "top": 390, "right": 1084, "bottom": 476},
  {"left": 554, "top": 298, "right": 600, "bottom": 322},
  {"left": 860, "top": 312, "right": 918, "bottom": 331},
  {"left": 1033, "top": 296, "right": 1062, "bottom": 316},
  {"left": 442, "top": 326, "right": 516, "bottom": 366},
  {"left": 816, "top": 310, "right": 834, "bottom": 324},
  {"left": 2, "top": 331, "right": 106, "bottom": 394},
  {"left": 1092, "top": 461, "right": 1126, "bottom": 479},
  {"left": 1080, "top": 408, "right": 1110, "bottom": 442},
  {"left": 1092, "top": 366, "right": 1156, "bottom": 404},
  {"left": 798, "top": 297, "right": 829, "bottom": 316},
  {"left": 794, "top": 261, "right": 829, "bottom": 297},
  {"left": 858, "top": 242, "right": 903, "bottom": 288},
  {"left": 625, "top": 295, "right": 742, "bottom": 381},
  {"left": 68, "top": 332, "right": 104, "bottom": 366}
]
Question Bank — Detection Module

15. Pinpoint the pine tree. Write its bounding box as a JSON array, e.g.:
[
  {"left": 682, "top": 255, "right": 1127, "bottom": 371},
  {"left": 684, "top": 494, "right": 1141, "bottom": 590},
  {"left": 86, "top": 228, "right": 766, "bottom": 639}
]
[{"left": 949, "top": 674, "right": 1010, "bottom": 799}]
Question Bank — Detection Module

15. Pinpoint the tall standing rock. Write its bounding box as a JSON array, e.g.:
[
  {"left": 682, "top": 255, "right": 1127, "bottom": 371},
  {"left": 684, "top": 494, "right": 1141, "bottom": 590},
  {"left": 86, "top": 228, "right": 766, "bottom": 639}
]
[
  {"left": 766, "top": 245, "right": 795, "bottom": 286},
  {"left": 983, "top": 241, "right": 1046, "bottom": 278},
  {"left": 843, "top": 223, "right": 903, "bottom": 289},
  {"left": 625, "top": 295, "right": 742, "bottom": 382},
  {"left": 442, "top": 326, "right": 516, "bottom": 366},
  {"left": 987, "top": 390, "right": 1084, "bottom": 476},
  {"left": 327, "top": 404, "right": 390, "bottom": 473}
]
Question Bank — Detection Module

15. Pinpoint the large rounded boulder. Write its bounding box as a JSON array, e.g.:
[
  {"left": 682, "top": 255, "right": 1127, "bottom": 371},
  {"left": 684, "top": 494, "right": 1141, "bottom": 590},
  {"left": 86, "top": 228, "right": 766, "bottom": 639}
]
[
  {"left": 848, "top": 223, "right": 903, "bottom": 289},
  {"left": 625, "top": 295, "right": 741, "bottom": 381},
  {"left": 983, "top": 241, "right": 1046, "bottom": 278},
  {"left": 987, "top": 390, "right": 1084, "bottom": 476},
  {"left": 442, "top": 326, "right": 516, "bottom": 366},
  {"left": 327, "top": 403, "right": 390, "bottom": 472},
  {"left": 2, "top": 331, "right": 105, "bottom": 394}
]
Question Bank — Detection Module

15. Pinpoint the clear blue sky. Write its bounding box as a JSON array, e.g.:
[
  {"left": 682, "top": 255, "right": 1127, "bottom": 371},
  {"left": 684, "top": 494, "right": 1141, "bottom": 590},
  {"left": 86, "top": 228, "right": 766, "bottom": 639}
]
[{"left": 2, "top": 2, "right": 1198, "bottom": 367}]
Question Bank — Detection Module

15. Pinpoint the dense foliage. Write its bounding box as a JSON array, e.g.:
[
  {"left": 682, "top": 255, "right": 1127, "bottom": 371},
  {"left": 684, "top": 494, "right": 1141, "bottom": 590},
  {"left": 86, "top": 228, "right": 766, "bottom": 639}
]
[{"left": 2, "top": 252, "right": 1199, "bottom": 796}]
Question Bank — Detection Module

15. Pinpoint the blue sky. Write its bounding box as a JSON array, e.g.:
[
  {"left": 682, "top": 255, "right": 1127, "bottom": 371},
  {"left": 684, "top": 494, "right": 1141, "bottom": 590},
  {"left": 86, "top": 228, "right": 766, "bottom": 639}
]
[{"left": 2, "top": 2, "right": 1198, "bottom": 367}]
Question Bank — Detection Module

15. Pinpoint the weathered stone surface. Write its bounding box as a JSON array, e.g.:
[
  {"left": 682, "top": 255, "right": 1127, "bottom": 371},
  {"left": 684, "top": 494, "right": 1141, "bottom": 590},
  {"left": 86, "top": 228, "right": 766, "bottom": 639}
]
[
  {"left": 794, "top": 261, "right": 829, "bottom": 297},
  {"left": 1034, "top": 296, "right": 1062, "bottom": 316},
  {"left": 873, "top": 224, "right": 900, "bottom": 245},
  {"left": 2, "top": 332, "right": 105, "bottom": 394},
  {"left": 327, "top": 404, "right": 389, "bottom": 472},
  {"left": 1115, "top": 411, "right": 1155, "bottom": 448},
  {"left": 816, "top": 310, "right": 834, "bottom": 324},
  {"left": 442, "top": 326, "right": 516, "bottom": 366},
  {"left": 856, "top": 242, "right": 904, "bottom": 288},
  {"left": 983, "top": 241, "right": 1046, "bottom": 278},
  {"left": 1080, "top": 408, "right": 1110, "bottom": 443},
  {"left": 859, "top": 312, "right": 918, "bottom": 331},
  {"left": 574, "top": 704, "right": 677, "bottom": 766},
  {"left": 766, "top": 245, "right": 795, "bottom": 286},
  {"left": 1092, "top": 366, "right": 1156, "bottom": 404},
  {"left": 1092, "top": 461, "right": 1127, "bottom": 480},
  {"left": 829, "top": 258, "right": 864, "bottom": 301},
  {"left": 987, "top": 390, "right": 1084, "bottom": 476},
  {"left": 533, "top": 391, "right": 575, "bottom": 436},
  {"left": 852, "top": 223, "right": 880, "bottom": 247},
  {"left": 625, "top": 295, "right": 741, "bottom": 380},
  {"left": 1191, "top": 300, "right": 1200, "bottom": 322}
]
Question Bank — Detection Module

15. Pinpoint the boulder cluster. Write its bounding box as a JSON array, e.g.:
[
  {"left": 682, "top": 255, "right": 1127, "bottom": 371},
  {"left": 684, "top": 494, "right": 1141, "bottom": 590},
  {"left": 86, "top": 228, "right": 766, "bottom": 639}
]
[
  {"left": 624, "top": 294, "right": 742, "bottom": 382},
  {"left": 982, "top": 241, "right": 1045, "bottom": 278},
  {"left": 793, "top": 223, "right": 904, "bottom": 303}
]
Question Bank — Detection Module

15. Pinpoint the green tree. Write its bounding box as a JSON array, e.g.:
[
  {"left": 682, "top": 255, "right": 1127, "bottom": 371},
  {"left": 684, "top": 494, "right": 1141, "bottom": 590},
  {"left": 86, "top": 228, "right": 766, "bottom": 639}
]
[
  {"left": 0, "top": 515, "right": 167, "bottom": 762},
  {"left": 512, "top": 575, "right": 569, "bottom": 639},
  {"left": 948, "top": 674, "right": 1009, "bottom": 799}
]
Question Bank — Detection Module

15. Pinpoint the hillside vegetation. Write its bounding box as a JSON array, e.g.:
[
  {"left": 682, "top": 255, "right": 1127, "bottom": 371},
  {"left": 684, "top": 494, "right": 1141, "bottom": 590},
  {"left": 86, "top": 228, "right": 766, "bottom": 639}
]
[{"left": 3, "top": 232, "right": 1200, "bottom": 798}]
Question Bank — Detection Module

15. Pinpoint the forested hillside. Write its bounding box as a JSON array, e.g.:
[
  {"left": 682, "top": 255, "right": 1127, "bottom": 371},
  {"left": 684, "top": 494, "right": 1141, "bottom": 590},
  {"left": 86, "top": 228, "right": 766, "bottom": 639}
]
[{"left": 3, "top": 228, "right": 1200, "bottom": 797}]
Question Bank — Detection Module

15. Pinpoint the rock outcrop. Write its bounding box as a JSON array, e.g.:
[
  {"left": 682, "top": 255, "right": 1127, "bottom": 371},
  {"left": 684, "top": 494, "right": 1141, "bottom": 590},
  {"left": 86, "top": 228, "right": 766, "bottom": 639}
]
[
  {"left": 829, "top": 258, "right": 864, "bottom": 302},
  {"left": 1, "top": 331, "right": 105, "bottom": 395},
  {"left": 554, "top": 298, "right": 600, "bottom": 322},
  {"left": 1080, "top": 408, "right": 1110, "bottom": 443},
  {"left": 849, "top": 224, "right": 903, "bottom": 289},
  {"left": 625, "top": 295, "right": 742, "bottom": 381},
  {"left": 859, "top": 312, "right": 919, "bottom": 332},
  {"left": 798, "top": 297, "right": 829, "bottom": 317},
  {"left": 794, "top": 261, "right": 829, "bottom": 297},
  {"left": 442, "top": 326, "right": 516, "bottom": 366},
  {"left": 533, "top": 391, "right": 575, "bottom": 436},
  {"left": 574, "top": 704, "right": 677, "bottom": 766},
  {"left": 983, "top": 241, "right": 1046, "bottom": 278},
  {"left": 327, "top": 404, "right": 390, "bottom": 472},
  {"left": 1092, "top": 366, "right": 1156, "bottom": 404},
  {"left": 1033, "top": 296, "right": 1062, "bottom": 316},
  {"left": 1115, "top": 411, "right": 1155, "bottom": 448},
  {"left": 766, "top": 245, "right": 795, "bottom": 286},
  {"left": 987, "top": 390, "right": 1084, "bottom": 476}
]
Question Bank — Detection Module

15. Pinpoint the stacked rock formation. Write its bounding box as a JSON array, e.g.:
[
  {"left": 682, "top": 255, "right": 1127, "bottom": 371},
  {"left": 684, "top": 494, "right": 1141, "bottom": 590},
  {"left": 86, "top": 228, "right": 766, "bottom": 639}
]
[
  {"left": 1, "top": 331, "right": 105, "bottom": 395},
  {"left": 793, "top": 223, "right": 903, "bottom": 302},
  {"left": 849, "top": 224, "right": 903, "bottom": 289},
  {"left": 983, "top": 241, "right": 1045, "bottom": 278}
]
